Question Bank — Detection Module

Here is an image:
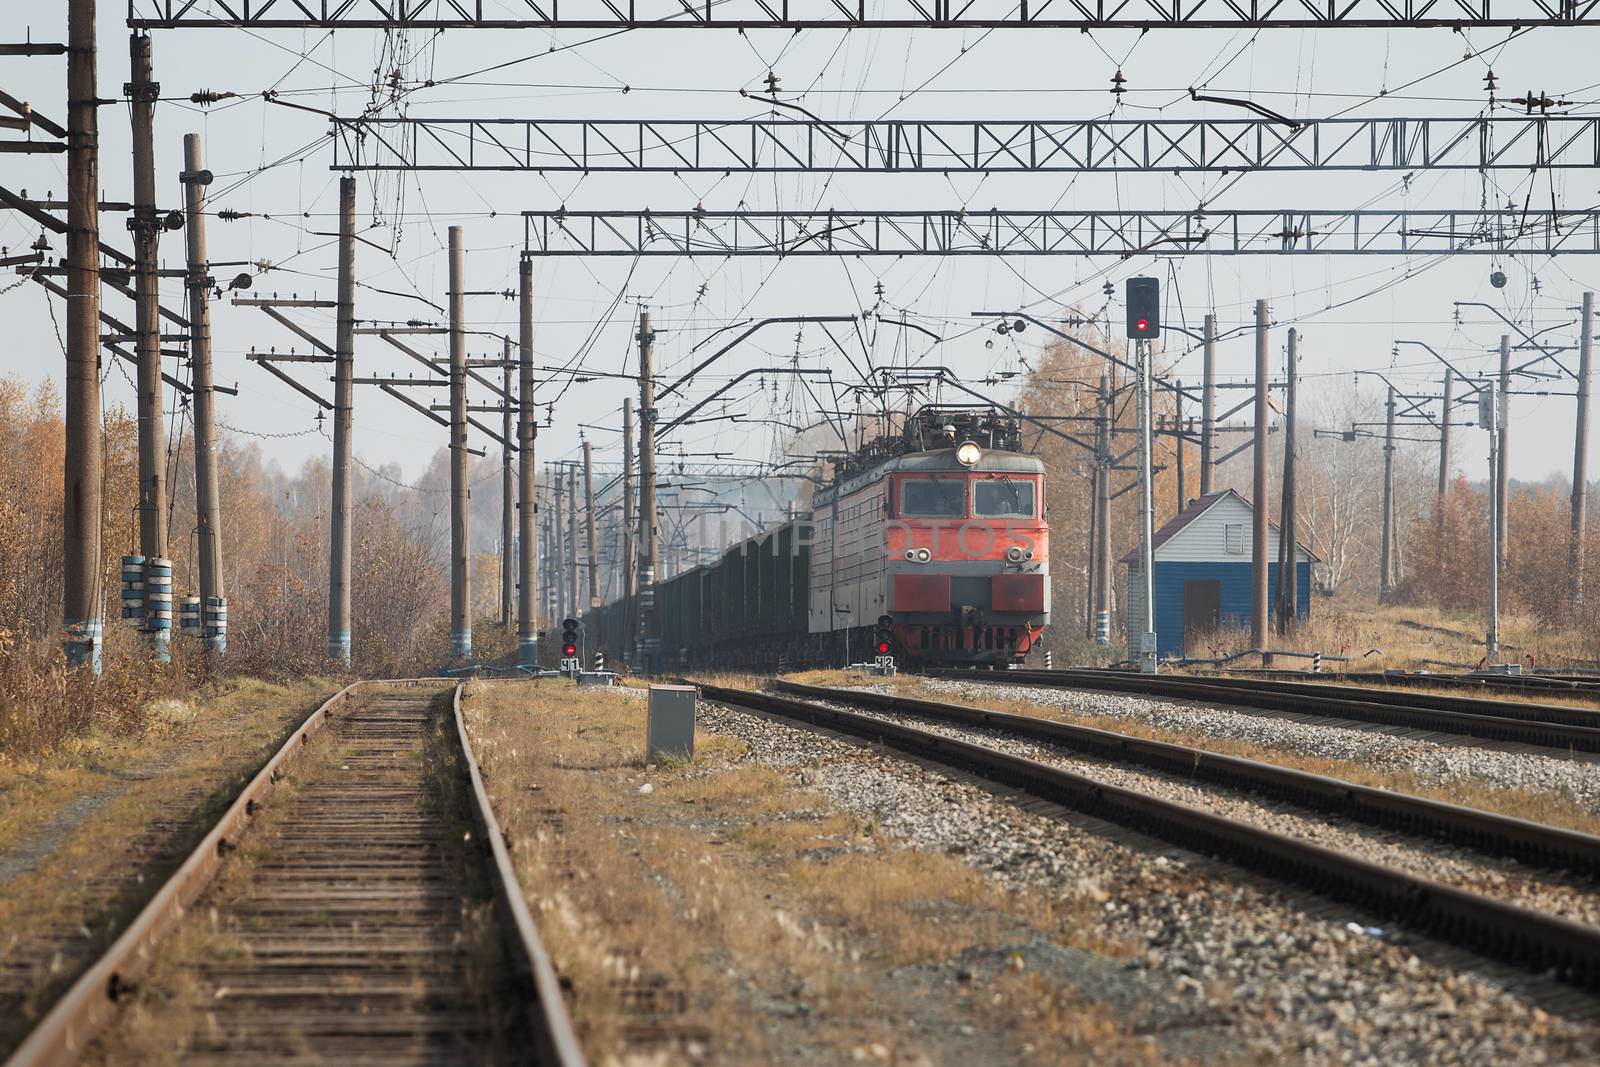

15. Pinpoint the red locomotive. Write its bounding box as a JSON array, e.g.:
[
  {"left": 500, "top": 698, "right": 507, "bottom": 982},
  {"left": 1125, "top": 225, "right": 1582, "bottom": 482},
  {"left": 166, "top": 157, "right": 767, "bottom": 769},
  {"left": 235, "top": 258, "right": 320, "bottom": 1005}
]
[
  {"left": 809, "top": 406, "right": 1049, "bottom": 666},
  {"left": 597, "top": 405, "right": 1050, "bottom": 670}
]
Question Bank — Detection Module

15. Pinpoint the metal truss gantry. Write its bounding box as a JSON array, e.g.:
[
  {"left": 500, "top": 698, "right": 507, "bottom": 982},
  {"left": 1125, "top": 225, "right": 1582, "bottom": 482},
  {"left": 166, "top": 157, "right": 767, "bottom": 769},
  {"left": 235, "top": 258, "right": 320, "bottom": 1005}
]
[
  {"left": 128, "top": 0, "right": 1600, "bottom": 29},
  {"left": 521, "top": 208, "right": 1600, "bottom": 257},
  {"left": 335, "top": 115, "right": 1600, "bottom": 174}
]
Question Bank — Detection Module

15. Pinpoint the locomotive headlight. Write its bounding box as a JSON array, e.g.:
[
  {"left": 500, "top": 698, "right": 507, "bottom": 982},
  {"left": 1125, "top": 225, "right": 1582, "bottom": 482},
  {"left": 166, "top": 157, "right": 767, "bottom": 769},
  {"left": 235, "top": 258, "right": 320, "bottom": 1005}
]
[
  {"left": 904, "top": 549, "right": 917, "bottom": 561},
  {"left": 1006, "top": 546, "right": 1025, "bottom": 563},
  {"left": 914, "top": 547, "right": 932, "bottom": 563},
  {"left": 955, "top": 441, "right": 983, "bottom": 466}
]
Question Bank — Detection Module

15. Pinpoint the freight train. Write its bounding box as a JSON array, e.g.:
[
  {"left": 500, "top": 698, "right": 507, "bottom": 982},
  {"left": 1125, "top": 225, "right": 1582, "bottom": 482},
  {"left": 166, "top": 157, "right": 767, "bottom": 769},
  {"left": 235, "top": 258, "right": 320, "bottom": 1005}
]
[{"left": 590, "top": 406, "right": 1049, "bottom": 671}]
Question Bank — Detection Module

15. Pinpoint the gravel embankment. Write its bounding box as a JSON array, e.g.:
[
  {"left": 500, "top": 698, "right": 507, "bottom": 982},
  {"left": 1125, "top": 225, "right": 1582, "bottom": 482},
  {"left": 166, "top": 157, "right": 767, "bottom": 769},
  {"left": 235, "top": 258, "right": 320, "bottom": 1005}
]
[
  {"left": 698, "top": 699, "right": 1600, "bottom": 1066},
  {"left": 918, "top": 678, "right": 1600, "bottom": 810},
  {"left": 817, "top": 693, "right": 1600, "bottom": 928}
]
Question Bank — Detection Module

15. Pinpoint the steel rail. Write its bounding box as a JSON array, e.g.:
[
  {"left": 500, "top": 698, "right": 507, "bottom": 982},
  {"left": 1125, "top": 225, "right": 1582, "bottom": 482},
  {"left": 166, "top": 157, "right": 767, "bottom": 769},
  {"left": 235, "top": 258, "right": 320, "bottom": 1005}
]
[
  {"left": 1229, "top": 669, "right": 1600, "bottom": 697},
  {"left": 1093, "top": 670, "right": 1600, "bottom": 723},
  {"left": 695, "top": 680, "right": 1600, "bottom": 991},
  {"left": 930, "top": 668, "right": 1600, "bottom": 751},
  {"left": 772, "top": 679, "right": 1600, "bottom": 876},
  {"left": 4, "top": 680, "right": 586, "bottom": 1067},
  {"left": 452, "top": 683, "right": 589, "bottom": 1067}
]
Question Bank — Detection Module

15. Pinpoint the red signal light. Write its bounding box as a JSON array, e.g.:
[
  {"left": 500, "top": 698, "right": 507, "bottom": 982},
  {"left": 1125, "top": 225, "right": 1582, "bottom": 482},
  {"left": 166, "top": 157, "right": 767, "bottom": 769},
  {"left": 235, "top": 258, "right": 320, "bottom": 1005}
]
[
  {"left": 1135, "top": 317, "right": 1149, "bottom": 333},
  {"left": 876, "top": 641, "right": 891, "bottom": 654},
  {"left": 562, "top": 642, "right": 577, "bottom": 656}
]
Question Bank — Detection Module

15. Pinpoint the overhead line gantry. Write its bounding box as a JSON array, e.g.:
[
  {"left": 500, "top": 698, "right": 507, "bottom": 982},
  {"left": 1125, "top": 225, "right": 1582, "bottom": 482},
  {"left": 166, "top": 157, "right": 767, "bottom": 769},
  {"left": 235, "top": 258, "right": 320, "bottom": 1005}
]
[
  {"left": 520, "top": 208, "right": 1600, "bottom": 257},
  {"left": 333, "top": 115, "right": 1600, "bottom": 174},
  {"left": 127, "top": 0, "right": 1600, "bottom": 30}
]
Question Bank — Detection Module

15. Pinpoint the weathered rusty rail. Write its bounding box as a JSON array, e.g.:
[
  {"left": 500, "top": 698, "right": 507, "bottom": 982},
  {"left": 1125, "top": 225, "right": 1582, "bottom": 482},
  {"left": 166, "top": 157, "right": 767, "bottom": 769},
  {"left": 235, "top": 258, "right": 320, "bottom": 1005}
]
[{"left": 4, "top": 680, "right": 585, "bottom": 1067}]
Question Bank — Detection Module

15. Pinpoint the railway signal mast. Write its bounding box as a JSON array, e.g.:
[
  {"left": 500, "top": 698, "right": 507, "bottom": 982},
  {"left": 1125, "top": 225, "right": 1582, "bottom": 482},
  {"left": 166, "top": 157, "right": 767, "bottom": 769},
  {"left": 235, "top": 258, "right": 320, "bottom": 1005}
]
[{"left": 1127, "top": 278, "right": 1161, "bottom": 675}]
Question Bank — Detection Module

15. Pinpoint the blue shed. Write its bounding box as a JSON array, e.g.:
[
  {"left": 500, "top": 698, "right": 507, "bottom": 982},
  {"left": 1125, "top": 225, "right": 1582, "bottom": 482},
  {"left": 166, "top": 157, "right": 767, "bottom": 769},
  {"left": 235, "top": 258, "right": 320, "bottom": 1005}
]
[{"left": 1119, "top": 489, "right": 1316, "bottom": 660}]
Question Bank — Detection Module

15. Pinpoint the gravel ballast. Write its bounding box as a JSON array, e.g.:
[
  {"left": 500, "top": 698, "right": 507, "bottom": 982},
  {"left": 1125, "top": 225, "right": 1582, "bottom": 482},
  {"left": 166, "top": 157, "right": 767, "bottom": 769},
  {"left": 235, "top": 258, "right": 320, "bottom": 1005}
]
[
  {"left": 698, "top": 698, "right": 1600, "bottom": 1066},
  {"left": 822, "top": 691, "right": 1600, "bottom": 928},
  {"left": 918, "top": 677, "right": 1600, "bottom": 811}
]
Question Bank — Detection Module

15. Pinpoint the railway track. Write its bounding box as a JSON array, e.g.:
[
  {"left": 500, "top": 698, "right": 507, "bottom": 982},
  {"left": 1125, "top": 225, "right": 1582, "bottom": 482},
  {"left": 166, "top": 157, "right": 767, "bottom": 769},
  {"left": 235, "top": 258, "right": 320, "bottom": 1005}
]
[
  {"left": 4, "top": 680, "right": 584, "bottom": 1067},
  {"left": 1225, "top": 669, "right": 1600, "bottom": 698},
  {"left": 930, "top": 667, "right": 1600, "bottom": 752},
  {"left": 695, "top": 680, "right": 1600, "bottom": 992},
  {"left": 773, "top": 679, "right": 1600, "bottom": 876}
]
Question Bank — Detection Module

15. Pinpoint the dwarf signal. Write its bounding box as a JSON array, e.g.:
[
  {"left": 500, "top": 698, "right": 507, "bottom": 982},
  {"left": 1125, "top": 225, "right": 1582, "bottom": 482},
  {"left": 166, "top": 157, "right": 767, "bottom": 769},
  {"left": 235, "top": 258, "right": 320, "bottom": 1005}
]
[
  {"left": 873, "top": 615, "right": 896, "bottom": 673},
  {"left": 560, "top": 617, "right": 580, "bottom": 675}
]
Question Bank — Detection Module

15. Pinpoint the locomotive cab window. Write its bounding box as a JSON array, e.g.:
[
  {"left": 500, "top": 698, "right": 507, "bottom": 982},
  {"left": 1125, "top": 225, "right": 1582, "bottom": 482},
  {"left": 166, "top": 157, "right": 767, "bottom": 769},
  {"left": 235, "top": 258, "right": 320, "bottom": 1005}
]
[
  {"left": 900, "top": 479, "right": 967, "bottom": 517},
  {"left": 974, "top": 477, "right": 1035, "bottom": 518}
]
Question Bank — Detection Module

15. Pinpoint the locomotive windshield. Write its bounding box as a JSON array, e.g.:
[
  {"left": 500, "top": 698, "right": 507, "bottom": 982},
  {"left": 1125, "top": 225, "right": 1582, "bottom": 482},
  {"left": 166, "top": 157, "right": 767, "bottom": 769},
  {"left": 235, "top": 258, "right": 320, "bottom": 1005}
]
[
  {"left": 900, "top": 479, "right": 967, "bottom": 517},
  {"left": 974, "top": 478, "right": 1035, "bottom": 518}
]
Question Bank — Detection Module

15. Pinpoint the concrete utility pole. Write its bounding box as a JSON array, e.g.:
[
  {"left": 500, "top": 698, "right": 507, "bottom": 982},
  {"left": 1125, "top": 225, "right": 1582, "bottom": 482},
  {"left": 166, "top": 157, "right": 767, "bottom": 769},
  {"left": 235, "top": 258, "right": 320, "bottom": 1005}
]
[
  {"left": 448, "top": 226, "right": 471, "bottom": 659},
  {"left": 64, "top": 0, "right": 103, "bottom": 670},
  {"left": 328, "top": 176, "right": 356, "bottom": 666},
  {"left": 1201, "top": 313, "right": 1216, "bottom": 496},
  {"left": 501, "top": 337, "right": 515, "bottom": 630},
  {"left": 584, "top": 442, "right": 600, "bottom": 612},
  {"left": 1276, "top": 329, "right": 1299, "bottom": 634},
  {"left": 128, "top": 33, "right": 169, "bottom": 661},
  {"left": 1094, "top": 374, "right": 1112, "bottom": 646},
  {"left": 552, "top": 470, "right": 566, "bottom": 623},
  {"left": 1379, "top": 384, "right": 1397, "bottom": 603},
  {"left": 622, "top": 398, "right": 637, "bottom": 656},
  {"left": 183, "top": 133, "right": 225, "bottom": 655},
  {"left": 1486, "top": 379, "right": 1502, "bottom": 660},
  {"left": 1572, "top": 292, "right": 1593, "bottom": 613},
  {"left": 517, "top": 258, "right": 537, "bottom": 666},
  {"left": 637, "top": 311, "right": 660, "bottom": 672},
  {"left": 541, "top": 506, "right": 553, "bottom": 627},
  {"left": 567, "top": 459, "right": 580, "bottom": 619},
  {"left": 1135, "top": 339, "right": 1157, "bottom": 674},
  {"left": 1177, "top": 383, "right": 1190, "bottom": 511},
  {"left": 1251, "top": 300, "right": 1270, "bottom": 656},
  {"left": 1083, "top": 462, "right": 1097, "bottom": 640},
  {"left": 1437, "top": 367, "right": 1454, "bottom": 534},
  {"left": 1497, "top": 334, "right": 1511, "bottom": 574}
]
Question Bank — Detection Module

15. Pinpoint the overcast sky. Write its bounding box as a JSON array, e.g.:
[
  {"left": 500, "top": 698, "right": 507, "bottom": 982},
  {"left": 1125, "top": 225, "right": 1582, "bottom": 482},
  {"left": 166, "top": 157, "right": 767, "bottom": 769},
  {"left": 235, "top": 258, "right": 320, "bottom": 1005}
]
[{"left": 5, "top": 2, "right": 1600, "bottom": 492}]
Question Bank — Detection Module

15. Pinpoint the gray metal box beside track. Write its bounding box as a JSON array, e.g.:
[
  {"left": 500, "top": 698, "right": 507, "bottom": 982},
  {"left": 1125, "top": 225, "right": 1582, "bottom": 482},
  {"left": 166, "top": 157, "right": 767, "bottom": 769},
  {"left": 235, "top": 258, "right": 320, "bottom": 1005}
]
[{"left": 646, "top": 684, "right": 696, "bottom": 761}]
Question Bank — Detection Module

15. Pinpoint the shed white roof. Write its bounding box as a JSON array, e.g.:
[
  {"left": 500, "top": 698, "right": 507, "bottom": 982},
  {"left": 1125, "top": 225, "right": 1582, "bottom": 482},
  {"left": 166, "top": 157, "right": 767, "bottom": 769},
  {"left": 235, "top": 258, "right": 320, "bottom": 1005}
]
[{"left": 1119, "top": 488, "right": 1318, "bottom": 565}]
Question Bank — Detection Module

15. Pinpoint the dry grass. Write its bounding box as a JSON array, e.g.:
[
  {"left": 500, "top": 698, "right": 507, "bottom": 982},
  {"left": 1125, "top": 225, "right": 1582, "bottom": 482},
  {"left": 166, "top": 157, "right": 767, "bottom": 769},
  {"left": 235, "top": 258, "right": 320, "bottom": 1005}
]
[
  {"left": 1190, "top": 599, "right": 1600, "bottom": 673},
  {"left": 0, "top": 676, "right": 334, "bottom": 854},
  {"left": 463, "top": 678, "right": 1170, "bottom": 1066},
  {"left": 0, "top": 629, "right": 195, "bottom": 761},
  {"left": 0, "top": 676, "right": 338, "bottom": 1056},
  {"left": 806, "top": 673, "right": 1600, "bottom": 837}
]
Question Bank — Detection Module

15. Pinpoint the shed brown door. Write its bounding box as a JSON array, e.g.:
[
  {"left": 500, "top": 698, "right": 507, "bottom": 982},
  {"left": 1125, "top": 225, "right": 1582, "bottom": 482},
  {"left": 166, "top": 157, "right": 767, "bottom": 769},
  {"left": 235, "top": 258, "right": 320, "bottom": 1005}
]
[{"left": 1183, "top": 580, "right": 1221, "bottom": 651}]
